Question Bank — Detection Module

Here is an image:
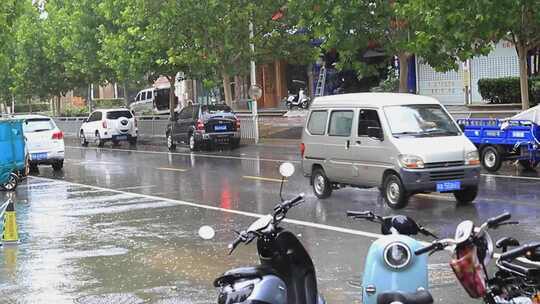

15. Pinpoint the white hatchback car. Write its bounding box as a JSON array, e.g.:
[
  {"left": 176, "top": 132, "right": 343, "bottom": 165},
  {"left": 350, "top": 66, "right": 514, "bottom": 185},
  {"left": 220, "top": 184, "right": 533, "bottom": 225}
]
[
  {"left": 79, "top": 109, "right": 138, "bottom": 147},
  {"left": 14, "top": 114, "right": 65, "bottom": 171}
]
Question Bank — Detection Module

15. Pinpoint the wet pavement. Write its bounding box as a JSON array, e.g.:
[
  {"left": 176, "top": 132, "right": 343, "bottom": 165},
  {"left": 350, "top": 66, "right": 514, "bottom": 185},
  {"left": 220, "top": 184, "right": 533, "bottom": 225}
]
[{"left": 1, "top": 138, "right": 540, "bottom": 303}]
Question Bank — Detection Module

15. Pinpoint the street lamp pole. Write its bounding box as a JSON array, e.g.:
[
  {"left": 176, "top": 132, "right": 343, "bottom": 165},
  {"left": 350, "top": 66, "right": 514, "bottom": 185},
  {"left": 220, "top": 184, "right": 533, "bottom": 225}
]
[{"left": 249, "top": 21, "right": 259, "bottom": 144}]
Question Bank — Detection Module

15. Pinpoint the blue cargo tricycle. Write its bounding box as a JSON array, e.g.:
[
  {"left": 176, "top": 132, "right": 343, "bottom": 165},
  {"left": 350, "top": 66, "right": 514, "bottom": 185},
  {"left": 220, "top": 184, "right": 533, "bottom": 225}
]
[
  {"left": 457, "top": 118, "right": 540, "bottom": 172},
  {"left": 0, "top": 118, "right": 27, "bottom": 191}
]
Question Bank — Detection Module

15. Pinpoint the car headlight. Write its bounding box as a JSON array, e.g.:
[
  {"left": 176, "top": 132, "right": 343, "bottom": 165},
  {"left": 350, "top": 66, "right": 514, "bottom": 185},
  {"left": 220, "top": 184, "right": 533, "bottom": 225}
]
[
  {"left": 398, "top": 154, "right": 425, "bottom": 169},
  {"left": 465, "top": 150, "right": 480, "bottom": 166},
  {"left": 383, "top": 242, "right": 411, "bottom": 269}
]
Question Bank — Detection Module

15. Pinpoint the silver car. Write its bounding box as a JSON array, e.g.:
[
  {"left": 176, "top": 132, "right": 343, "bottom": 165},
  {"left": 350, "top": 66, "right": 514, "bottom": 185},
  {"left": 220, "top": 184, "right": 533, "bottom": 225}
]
[{"left": 301, "top": 93, "right": 481, "bottom": 209}]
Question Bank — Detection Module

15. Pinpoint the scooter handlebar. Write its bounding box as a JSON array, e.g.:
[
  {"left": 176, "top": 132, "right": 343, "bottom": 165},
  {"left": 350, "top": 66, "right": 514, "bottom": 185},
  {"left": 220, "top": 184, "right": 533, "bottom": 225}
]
[
  {"left": 346, "top": 211, "right": 374, "bottom": 218},
  {"left": 274, "top": 194, "right": 304, "bottom": 215},
  {"left": 487, "top": 212, "right": 511, "bottom": 229},
  {"left": 499, "top": 242, "right": 540, "bottom": 261},
  {"left": 282, "top": 194, "right": 304, "bottom": 209},
  {"left": 228, "top": 236, "right": 243, "bottom": 255},
  {"left": 415, "top": 241, "right": 447, "bottom": 256}
]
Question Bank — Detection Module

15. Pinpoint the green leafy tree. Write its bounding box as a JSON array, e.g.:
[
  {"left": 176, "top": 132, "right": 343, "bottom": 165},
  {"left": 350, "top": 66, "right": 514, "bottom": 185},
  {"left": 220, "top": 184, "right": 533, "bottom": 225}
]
[
  {"left": 0, "top": 0, "right": 26, "bottom": 104},
  {"left": 290, "top": 0, "right": 420, "bottom": 92},
  {"left": 400, "top": 0, "right": 540, "bottom": 109},
  {"left": 98, "top": 0, "right": 211, "bottom": 115}
]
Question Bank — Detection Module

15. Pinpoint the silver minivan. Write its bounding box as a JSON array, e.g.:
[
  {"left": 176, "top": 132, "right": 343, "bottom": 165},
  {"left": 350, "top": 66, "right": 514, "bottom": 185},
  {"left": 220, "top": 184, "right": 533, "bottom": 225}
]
[{"left": 301, "top": 93, "right": 481, "bottom": 209}]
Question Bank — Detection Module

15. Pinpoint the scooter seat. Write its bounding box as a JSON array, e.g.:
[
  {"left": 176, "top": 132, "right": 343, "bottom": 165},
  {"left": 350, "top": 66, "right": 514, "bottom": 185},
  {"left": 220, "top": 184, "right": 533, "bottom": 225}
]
[
  {"left": 213, "top": 266, "right": 278, "bottom": 287},
  {"left": 377, "top": 290, "right": 434, "bottom": 304}
]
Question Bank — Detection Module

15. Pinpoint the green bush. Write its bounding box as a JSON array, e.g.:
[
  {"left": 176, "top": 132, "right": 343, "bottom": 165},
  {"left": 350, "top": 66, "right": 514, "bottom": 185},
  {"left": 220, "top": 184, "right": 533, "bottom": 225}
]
[
  {"left": 60, "top": 105, "right": 89, "bottom": 117},
  {"left": 93, "top": 98, "right": 126, "bottom": 109},
  {"left": 478, "top": 76, "right": 539, "bottom": 106},
  {"left": 14, "top": 103, "right": 50, "bottom": 113}
]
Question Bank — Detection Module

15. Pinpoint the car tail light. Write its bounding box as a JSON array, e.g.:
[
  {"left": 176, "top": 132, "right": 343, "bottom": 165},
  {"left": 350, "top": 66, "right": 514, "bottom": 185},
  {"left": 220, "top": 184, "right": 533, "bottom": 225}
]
[
  {"left": 52, "top": 131, "right": 64, "bottom": 140},
  {"left": 196, "top": 119, "right": 205, "bottom": 130},
  {"left": 235, "top": 119, "right": 240, "bottom": 130},
  {"left": 102, "top": 120, "right": 108, "bottom": 129},
  {"left": 300, "top": 143, "right": 305, "bottom": 157}
]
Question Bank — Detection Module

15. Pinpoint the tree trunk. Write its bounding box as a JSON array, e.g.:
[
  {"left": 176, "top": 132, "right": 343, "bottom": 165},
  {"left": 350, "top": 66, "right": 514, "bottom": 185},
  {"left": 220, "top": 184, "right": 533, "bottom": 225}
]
[
  {"left": 28, "top": 97, "right": 32, "bottom": 113},
  {"left": 57, "top": 95, "right": 62, "bottom": 115},
  {"left": 517, "top": 44, "right": 530, "bottom": 110},
  {"left": 398, "top": 53, "right": 411, "bottom": 93},
  {"left": 222, "top": 70, "right": 233, "bottom": 106},
  {"left": 50, "top": 98, "right": 55, "bottom": 115},
  {"left": 234, "top": 75, "right": 241, "bottom": 102},
  {"left": 168, "top": 77, "right": 177, "bottom": 116},
  {"left": 123, "top": 81, "right": 129, "bottom": 107}
]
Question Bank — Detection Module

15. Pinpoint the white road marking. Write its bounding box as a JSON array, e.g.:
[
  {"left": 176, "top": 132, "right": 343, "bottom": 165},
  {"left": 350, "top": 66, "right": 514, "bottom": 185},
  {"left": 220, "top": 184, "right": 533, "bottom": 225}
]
[
  {"left": 243, "top": 176, "right": 285, "bottom": 183},
  {"left": 28, "top": 176, "right": 390, "bottom": 242},
  {"left": 116, "top": 185, "right": 157, "bottom": 191},
  {"left": 66, "top": 145, "right": 300, "bottom": 164},
  {"left": 66, "top": 146, "right": 540, "bottom": 182},
  {"left": 157, "top": 167, "right": 187, "bottom": 172},
  {"left": 482, "top": 173, "right": 540, "bottom": 181}
]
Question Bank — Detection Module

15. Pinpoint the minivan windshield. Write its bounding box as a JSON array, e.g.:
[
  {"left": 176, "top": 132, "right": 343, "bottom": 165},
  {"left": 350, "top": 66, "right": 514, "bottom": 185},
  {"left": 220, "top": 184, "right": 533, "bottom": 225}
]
[{"left": 383, "top": 104, "right": 460, "bottom": 137}]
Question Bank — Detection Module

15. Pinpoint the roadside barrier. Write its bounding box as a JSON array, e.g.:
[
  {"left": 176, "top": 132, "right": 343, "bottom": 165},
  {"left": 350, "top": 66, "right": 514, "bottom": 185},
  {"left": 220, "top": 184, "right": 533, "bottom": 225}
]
[
  {"left": 52, "top": 115, "right": 261, "bottom": 142},
  {"left": 0, "top": 196, "right": 19, "bottom": 245}
]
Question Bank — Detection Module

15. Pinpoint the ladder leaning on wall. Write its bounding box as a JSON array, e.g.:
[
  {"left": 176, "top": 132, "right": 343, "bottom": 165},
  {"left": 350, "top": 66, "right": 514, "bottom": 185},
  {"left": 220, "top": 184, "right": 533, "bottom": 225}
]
[{"left": 314, "top": 66, "right": 327, "bottom": 97}]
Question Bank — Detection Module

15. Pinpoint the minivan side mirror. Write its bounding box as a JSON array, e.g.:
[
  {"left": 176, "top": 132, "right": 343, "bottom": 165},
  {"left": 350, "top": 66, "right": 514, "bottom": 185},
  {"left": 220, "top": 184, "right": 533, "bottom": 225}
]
[
  {"left": 367, "top": 126, "right": 383, "bottom": 141},
  {"left": 83, "top": 118, "right": 88, "bottom": 123}
]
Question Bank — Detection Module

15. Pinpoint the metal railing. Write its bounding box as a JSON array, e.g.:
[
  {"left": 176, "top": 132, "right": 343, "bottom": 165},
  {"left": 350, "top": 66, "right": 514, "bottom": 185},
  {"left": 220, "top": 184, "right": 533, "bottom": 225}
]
[{"left": 52, "top": 115, "right": 260, "bottom": 141}]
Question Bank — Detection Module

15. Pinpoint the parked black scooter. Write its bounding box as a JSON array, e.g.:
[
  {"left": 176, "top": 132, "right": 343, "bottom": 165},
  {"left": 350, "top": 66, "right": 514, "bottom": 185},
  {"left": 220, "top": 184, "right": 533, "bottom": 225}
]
[{"left": 213, "top": 162, "right": 325, "bottom": 304}]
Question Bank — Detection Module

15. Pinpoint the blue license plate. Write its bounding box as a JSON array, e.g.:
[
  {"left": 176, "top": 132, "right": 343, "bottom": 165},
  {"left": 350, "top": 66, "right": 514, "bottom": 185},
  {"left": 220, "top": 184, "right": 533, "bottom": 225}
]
[
  {"left": 214, "top": 125, "right": 227, "bottom": 131},
  {"left": 32, "top": 152, "right": 48, "bottom": 161},
  {"left": 436, "top": 180, "right": 461, "bottom": 192},
  {"left": 116, "top": 135, "right": 127, "bottom": 140}
]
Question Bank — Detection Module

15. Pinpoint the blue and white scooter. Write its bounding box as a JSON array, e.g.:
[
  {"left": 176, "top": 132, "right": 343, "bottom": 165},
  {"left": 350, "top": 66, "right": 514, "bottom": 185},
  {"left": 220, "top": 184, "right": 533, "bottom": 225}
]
[{"left": 347, "top": 211, "right": 438, "bottom": 304}]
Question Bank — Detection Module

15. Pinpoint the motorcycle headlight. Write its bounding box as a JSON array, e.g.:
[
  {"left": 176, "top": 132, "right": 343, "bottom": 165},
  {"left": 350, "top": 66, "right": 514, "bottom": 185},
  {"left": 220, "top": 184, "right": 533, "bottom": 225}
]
[
  {"left": 465, "top": 150, "right": 480, "bottom": 166},
  {"left": 383, "top": 242, "right": 411, "bottom": 269},
  {"left": 398, "top": 154, "right": 425, "bottom": 169}
]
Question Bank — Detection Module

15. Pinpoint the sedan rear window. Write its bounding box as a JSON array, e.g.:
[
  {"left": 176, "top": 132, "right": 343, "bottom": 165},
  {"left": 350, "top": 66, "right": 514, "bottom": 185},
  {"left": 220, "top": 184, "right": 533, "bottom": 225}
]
[
  {"left": 106, "top": 111, "right": 133, "bottom": 119},
  {"left": 206, "top": 105, "right": 232, "bottom": 114},
  {"left": 23, "top": 118, "right": 56, "bottom": 133}
]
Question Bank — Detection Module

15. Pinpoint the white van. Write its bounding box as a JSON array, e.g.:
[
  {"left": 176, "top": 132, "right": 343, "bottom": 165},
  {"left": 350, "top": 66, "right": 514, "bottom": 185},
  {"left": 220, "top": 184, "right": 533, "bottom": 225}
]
[
  {"left": 130, "top": 88, "right": 154, "bottom": 113},
  {"left": 130, "top": 87, "right": 172, "bottom": 114},
  {"left": 301, "top": 93, "right": 481, "bottom": 209}
]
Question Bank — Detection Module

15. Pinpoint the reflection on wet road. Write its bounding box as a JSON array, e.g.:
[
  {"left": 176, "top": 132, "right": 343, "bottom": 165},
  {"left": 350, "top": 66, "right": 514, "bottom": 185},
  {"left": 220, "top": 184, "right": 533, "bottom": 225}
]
[{"left": 2, "top": 142, "right": 540, "bottom": 303}]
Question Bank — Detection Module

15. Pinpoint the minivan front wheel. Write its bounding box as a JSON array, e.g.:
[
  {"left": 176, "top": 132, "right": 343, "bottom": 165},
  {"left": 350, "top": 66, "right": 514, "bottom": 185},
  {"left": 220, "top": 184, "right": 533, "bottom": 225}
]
[
  {"left": 383, "top": 174, "right": 409, "bottom": 209},
  {"left": 312, "top": 168, "right": 332, "bottom": 199}
]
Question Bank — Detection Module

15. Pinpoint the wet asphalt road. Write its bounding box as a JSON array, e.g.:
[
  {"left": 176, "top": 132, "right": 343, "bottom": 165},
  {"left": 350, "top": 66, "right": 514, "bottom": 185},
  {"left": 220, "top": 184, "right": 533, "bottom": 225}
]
[{"left": 1, "top": 138, "right": 540, "bottom": 303}]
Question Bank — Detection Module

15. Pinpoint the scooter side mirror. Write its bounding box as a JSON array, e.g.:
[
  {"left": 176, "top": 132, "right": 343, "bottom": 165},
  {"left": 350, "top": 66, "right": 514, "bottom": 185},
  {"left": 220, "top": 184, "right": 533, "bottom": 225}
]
[
  {"left": 278, "top": 162, "right": 295, "bottom": 201},
  {"left": 381, "top": 215, "right": 420, "bottom": 235}
]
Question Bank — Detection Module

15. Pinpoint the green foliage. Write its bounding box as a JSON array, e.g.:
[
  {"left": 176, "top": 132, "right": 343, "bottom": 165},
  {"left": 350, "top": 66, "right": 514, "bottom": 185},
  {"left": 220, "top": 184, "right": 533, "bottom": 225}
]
[
  {"left": 60, "top": 104, "right": 89, "bottom": 117},
  {"left": 93, "top": 98, "right": 125, "bottom": 109},
  {"left": 478, "top": 77, "right": 540, "bottom": 105},
  {"left": 371, "top": 68, "right": 399, "bottom": 93},
  {"left": 14, "top": 102, "right": 50, "bottom": 113}
]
